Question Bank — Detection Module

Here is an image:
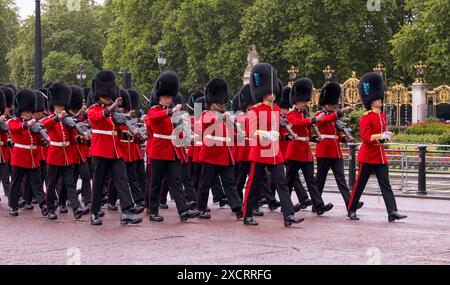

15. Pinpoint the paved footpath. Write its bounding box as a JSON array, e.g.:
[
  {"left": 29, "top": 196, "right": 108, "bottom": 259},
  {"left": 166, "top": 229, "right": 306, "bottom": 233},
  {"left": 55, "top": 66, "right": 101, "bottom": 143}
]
[{"left": 0, "top": 192, "right": 449, "bottom": 265}]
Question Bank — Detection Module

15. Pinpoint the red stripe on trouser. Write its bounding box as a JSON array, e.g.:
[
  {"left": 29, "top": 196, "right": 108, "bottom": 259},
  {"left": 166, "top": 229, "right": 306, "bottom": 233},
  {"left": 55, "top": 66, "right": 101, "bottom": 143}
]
[
  {"left": 347, "top": 163, "right": 363, "bottom": 211},
  {"left": 242, "top": 162, "right": 256, "bottom": 217}
]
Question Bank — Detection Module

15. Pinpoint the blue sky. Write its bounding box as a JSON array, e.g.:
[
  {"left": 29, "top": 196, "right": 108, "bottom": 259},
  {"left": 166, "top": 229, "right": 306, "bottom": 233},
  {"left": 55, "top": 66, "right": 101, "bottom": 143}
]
[{"left": 15, "top": 0, "right": 105, "bottom": 19}]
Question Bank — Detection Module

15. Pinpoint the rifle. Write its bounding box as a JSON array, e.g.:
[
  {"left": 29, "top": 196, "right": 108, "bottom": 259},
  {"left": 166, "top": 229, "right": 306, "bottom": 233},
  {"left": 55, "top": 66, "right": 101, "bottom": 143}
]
[{"left": 335, "top": 120, "right": 354, "bottom": 142}]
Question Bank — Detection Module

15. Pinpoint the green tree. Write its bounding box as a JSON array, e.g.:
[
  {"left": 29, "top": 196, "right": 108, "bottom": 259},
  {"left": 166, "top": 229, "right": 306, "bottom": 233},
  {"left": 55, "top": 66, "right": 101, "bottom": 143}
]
[
  {"left": 391, "top": 0, "right": 450, "bottom": 86},
  {"left": 7, "top": 0, "right": 109, "bottom": 88},
  {"left": 0, "top": 0, "right": 19, "bottom": 83},
  {"left": 43, "top": 51, "right": 96, "bottom": 85}
]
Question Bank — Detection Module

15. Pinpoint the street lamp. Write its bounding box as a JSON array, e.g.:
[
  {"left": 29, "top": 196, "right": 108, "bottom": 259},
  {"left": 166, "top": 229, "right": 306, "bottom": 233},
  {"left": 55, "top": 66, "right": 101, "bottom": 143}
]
[
  {"left": 287, "top": 65, "right": 299, "bottom": 87},
  {"left": 35, "top": 0, "right": 42, "bottom": 89},
  {"left": 76, "top": 64, "right": 87, "bottom": 86},
  {"left": 157, "top": 45, "right": 167, "bottom": 73},
  {"left": 323, "top": 65, "right": 335, "bottom": 84},
  {"left": 414, "top": 60, "right": 427, "bottom": 83}
]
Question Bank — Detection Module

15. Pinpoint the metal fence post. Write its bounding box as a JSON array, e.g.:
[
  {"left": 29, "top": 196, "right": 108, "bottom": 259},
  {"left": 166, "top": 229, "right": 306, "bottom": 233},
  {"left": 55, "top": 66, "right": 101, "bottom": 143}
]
[
  {"left": 417, "top": 145, "right": 427, "bottom": 195},
  {"left": 348, "top": 144, "right": 357, "bottom": 190}
]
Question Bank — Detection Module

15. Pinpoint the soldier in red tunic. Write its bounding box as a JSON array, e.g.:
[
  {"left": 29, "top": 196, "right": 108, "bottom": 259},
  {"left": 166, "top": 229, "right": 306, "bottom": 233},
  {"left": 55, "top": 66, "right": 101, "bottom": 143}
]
[
  {"left": 0, "top": 86, "right": 15, "bottom": 201},
  {"left": 43, "top": 82, "right": 89, "bottom": 220},
  {"left": 285, "top": 78, "right": 334, "bottom": 216},
  {"left": 347, "top": 72, "right": 407, "bottom": 222},
  {"left": 7, "top": 89, "right": 48, "bottom": 217},
  {"left": 314, "top": 82, "right": 363, "bottom": 213},
  {"left": 87, "top": 70, "right": 143, "bottom": 226},
  {"left": 146, "top": 71, "right": 199, "bottom": 222},
  {"left": 243, "top": 63, "right": 303, "bottom": 227},
  {"left": 69, "top": 86, "right": 92, "bottom": 209},
  {"left": 196, "top": 79, "right": 243, "bottom": 220}
]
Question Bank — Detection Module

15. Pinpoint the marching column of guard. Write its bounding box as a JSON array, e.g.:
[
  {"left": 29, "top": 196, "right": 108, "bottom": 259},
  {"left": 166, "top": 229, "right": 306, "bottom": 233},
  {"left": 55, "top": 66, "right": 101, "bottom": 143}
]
[{"left": 0, "top": 64, "right": 407, "bottom": 226}]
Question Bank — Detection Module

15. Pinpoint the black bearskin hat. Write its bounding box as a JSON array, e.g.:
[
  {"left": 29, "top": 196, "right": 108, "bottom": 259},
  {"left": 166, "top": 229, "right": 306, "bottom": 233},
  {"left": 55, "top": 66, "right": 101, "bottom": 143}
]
[
  {"left": 69, "top": 86, "right": 84, "bottom": 111},
  {"left": 13, "top": 89, "right": 36, "bottom": 117},
  {"left": 0, "top": 89, "right": 6, "bottom": 115},
  {"left": 92, "top": 70, "right": 119, "bottom": 102},
  {"left": 0, "top": 86, "right": 15, "bottom": 108},
  {"left": 83, "top": 87, "right": 91, "bottom": 104},
  {"left": 250, "top": 63, "right": 280, "bottom": 103},
  {"left": 358, "top": 72, "right": 385, "bottom": 110},
  {"left": 187, "top": 90, "right": 204, "bottom": 115},
  {"left": 231, "top": 92, "right": 241, "bottom": 112},
  {"left": 290, "top": 78, "right": 313, "bottom": 105},
  {"left": 128, "top": 89, "right": 141, "bottom": 111},
  {"left": 205, "top": 78, "right": 229, "bottom": 106},
  {"left": 276, "top": 86, "right": 292, "bottom": 109},
  {"left": 152, "top": 71, "right": 180, "bottom": 102},
  {"left": 34, "top": 90, "right": 47, "bottom": 113},
  {"left": 119, "top": 88, "right": 131, "bottom": 111},
  {"left": 238, "top": 84, "right": 254, "bottom": 110},
  {"left": 319, "top": 82, "right": 341, "bottom": 106},
  {"left": 48, "top": 81, "right": 72, "bottom": 109},
  {"left": 173, "top": 92, "right": 184, "bottom": 106}
]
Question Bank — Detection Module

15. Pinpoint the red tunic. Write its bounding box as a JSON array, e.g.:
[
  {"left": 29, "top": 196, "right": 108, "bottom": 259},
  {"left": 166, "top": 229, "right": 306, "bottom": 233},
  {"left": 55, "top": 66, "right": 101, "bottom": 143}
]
[
  {"left": 285, "top": 109, "right": 314, "bottom": 162},
  {"left": 42, "top": 116, "right": 79, "bottom": 166},
  {"left": 0, "top": 131, "right": 11, "bottom": 163},
  {"left": 248, "top": 103, "right": 284, "bottom": 165},
  {"left": 8, "top": 118, "right": 42, "bottom": 169},
  {"left": 118, "top": 124, "right": 143, "bottom": 163},
  {"left": 146, "top": 105, "right": 187, "bottom": 162},
  {"left": 314, "top": 111, "right": 344, "bottom": 159},
  {"left": 198, "top": 111, "right": 234, "bottom": 166},
  {"left": 358, "top": 110, "right": 388, "bottom": 165},
  {"left": 87, "top": 104, "right": 123, "bottom": 159}
]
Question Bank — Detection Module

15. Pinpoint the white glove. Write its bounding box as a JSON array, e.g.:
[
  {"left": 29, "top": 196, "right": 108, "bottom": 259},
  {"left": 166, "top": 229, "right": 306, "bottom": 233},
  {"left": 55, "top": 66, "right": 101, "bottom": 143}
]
[
  {"left": 381, "top": 131, "right": 393, "bottom": 141},
  {"left": 266, "top": 130, "right": 280, "bottom": 142}
]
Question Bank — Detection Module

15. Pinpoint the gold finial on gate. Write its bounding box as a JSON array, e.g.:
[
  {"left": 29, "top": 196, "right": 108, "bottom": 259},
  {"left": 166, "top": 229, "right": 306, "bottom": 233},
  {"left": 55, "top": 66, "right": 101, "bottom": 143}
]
[
  {"left": 414, "top": 60, "right": 427, "bottom": 83},
  {"left": 287, "top": 65, "right": 299, "bottom": 87},
  {"left": 323, "top": 65, "right": 335, "bottom": 84}
]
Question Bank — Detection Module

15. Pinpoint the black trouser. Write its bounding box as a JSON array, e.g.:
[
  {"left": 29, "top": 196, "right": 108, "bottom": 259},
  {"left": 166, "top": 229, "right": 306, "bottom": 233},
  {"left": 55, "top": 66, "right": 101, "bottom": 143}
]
[
  {"left": 0, "top": 162, "right": 11, "bottom": 197},
  {"left": 197, "top": 163, "right": 242, "bottom": 212},
  {"left": 126, "top": 161, "right": 145, "bottom": 204},
  {"left": 243, "top": 162, "right": 294, "bottom": 218},
  {"left": 46, "top": 165, "right": 81, "bottom": 212},
  {"left": 8, "top": 166, "right": 46, "bottom": 209},
  {"left": 40, "top": 160, "right": 47, "bottom": 189},
  {"left": 136, "top": 159, "right": 147, "bottom": 201},
  {"left": 191, "top": 161, "right": 226, "bottom": 202},
  {"left": 237, "top": 162, "right": 275, "bottom": 208},
  {"left": 149, "top": 159, "right": 188, "bottom": 215},
  {"left": 160, "top": 178, "right": 168, "bottom": 204},
  {"left": 74, "top": 161, "right": 91, "bottom": 205},
  {"left": 270, "top": 166, "right": 309, "bottom": 202},
  {"left": 260, "top": 170, "right": 277, "bottom": 204},
  {"left": 348, "top": 163, "right": 398, "bottom": 213},
  {"left": 181, "top": 162, "right": 197, "bottom": 202},
  {"left": 286, "top": 161, "right": 324, "bottom": 209},
  {"left": 91, "top": 157, "right": 133, "bottom": 214},
  {"left": 236, "top": 161, "right": 250, "bottom": 200},
  {"left": 145, "top": 163, "right": 151, "bottom": 209},
  {"left": 316, "top": 158, "right": 350, "bottom": 206}
]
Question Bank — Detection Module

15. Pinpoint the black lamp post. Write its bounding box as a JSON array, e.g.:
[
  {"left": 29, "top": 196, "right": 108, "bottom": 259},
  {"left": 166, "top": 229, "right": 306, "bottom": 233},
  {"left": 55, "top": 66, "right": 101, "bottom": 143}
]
[
  {"left": 157, "top": 45, "right": 167, "bottom": 73},
  {"left": 35, "top": 0, "right": 42, "bottom": 89},
  {"left": 76, "top": 64, "right": 87, "bottom": 87}
]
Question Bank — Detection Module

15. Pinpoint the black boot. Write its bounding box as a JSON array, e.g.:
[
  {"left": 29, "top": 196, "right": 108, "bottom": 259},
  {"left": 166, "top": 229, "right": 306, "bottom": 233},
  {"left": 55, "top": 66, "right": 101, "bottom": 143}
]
[
  {"left": 186, "top": 201, "right": 197, "bottom": 210},
  {"left": 108, "top": 203, "right": 118, "bottom": 211},
  {"left": 219, "top": 198, "right": 228, "bottom": 208},
  {"left": 316, "top": 203, "right": 334, "bottom": 216},
  {"left": 180, "top": 209, "right": 200, "bottom": 221},
  {"left": 149, "top": 214, "right": 164, "bottom": 222},
  {"left": 91, "top": 213, "right": 102, "bottom": 225},
  {"left": 388, "top": 211, "right": 407, "bottom": 222},
  {"left": 243, "top": 217, "right": 258, "bottom": 226},
  {"left": 9, "top": 208, "right": 18, "bottom": 217},
  {"left": 160, "top": 203, "right": 169, "bottom": 209},
  {"left": 18, "top": 198, "right": 26, "bottom": 208},
  {"left": 233, "top": 208, "right": 243, "bottom": 220},
  {"left": 129, "top": 204, "right": 145, "bottom": 215},
  {"left": 348, "top": 211, "right": 359, "bottom": 220},
  {"left": 24, "top": 204, "right": 34, "bottom": 210},
  {"left": 294, "top": 198, "right": 312, "bottom": 212},
  {"left": 284, "top": 214, "right": 304, "bottom": 227},
  {"left": 120, "top": 212, "right": 143, "bottom": 225},
  {"left": 59, "top": 205, "right": 68, "bottom": 214},
  {"left": 198, "top": 211, "right": 211, "bottom": 219},
  {"left": 268, "top": 200, "right": 281, "bottom": 211},
  {"left": 98, "top": 210, "right": 105, "bottom": 217},
  {"left": 40, "top": 207, "right": 48, "bottom": 217},
  {"left": 73, "top": 207, "right": 89, "bottom": 220},
  {"left": 253, "top": 208, "right": 264, "bottom": 217},
  {"left": 48, "top": 211, "right": 58, "bottom": 220}
]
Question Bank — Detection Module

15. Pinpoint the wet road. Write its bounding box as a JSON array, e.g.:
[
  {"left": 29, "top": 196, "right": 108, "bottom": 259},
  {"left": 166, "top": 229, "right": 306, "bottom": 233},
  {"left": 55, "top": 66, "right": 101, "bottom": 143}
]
[{"left": 0, "top": 192, "right": 449, "bottom": 265}]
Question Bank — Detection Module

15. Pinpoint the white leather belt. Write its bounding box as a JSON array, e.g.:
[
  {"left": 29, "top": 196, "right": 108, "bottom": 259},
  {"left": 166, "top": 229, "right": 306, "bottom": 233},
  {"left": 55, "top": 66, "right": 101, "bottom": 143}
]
[
  {"left": 194, "top": 141, "right": 203, "bottom": 146},
  {"left": 92, "top": 129, "right": 117, "bottom": 136},
  {"left": 0, "top": 141, "right": 3, "bottom": 146},
  {"left": 15, "top": 143, "right": 37, "bottom": 150},
  {"left": 153, "top": 133, "right": 176, "bottom": 140},
  {"left": 205, "top": 135, "right": 231, "bottom": 143},
  {"left": 120, "top": 140, "right": 133, "bottom": 143},
  {"left": 50, "top": 141, "right": 70, "bottom": 147},
  {"left": 320, "top": 135, "right": 338, "bottom": 139},
  {"left": 294, "top": 137, "right": 310, "bottom": 142}
]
